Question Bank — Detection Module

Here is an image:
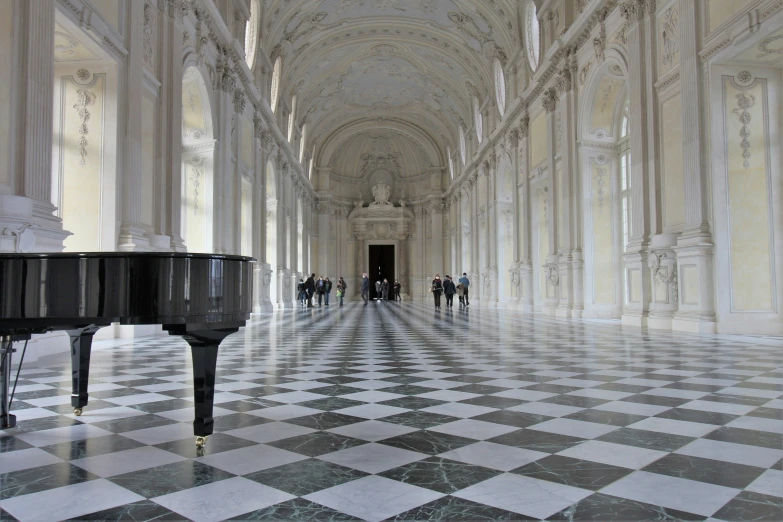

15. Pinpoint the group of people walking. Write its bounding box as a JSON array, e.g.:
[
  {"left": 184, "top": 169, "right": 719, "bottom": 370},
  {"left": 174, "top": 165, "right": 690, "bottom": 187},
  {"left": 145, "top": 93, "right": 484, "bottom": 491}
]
[
  {"left": 298, "top": 272, "right": 470, "bottom": 311},
  {"left": 298, "top": 274, "right": 348, "bottom": 307},
  {"left": 360, "top": 275, "right": 402, "bottom": 304},
  {"left": 430, "top": 273, "right": 470, "bottom": 310}
]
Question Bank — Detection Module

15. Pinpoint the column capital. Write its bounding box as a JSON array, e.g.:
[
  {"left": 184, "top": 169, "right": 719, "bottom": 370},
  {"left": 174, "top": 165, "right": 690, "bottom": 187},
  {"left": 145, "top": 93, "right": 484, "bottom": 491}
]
[{"left": 542, "top": 88, "right": 557, "bottom": 113}]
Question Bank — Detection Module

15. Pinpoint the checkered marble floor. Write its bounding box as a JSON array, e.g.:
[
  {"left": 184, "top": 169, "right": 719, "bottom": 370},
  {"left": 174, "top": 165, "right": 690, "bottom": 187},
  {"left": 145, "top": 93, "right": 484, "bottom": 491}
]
[{"left": 2, "top": 302, "right": 782, "bottom": 521}]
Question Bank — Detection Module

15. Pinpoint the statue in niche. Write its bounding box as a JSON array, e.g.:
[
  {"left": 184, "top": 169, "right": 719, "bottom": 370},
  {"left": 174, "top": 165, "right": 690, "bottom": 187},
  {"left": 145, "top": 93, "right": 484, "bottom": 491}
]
[{"left": 371, "top": 182, "right": 392, "bottom": 206}]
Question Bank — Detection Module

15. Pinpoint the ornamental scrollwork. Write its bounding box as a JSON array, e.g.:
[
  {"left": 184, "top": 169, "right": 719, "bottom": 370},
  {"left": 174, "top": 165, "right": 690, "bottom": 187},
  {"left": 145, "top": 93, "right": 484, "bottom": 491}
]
[
  {"left": 732, "top": 91, "right": 755, "bottom": 170},
  {"left": 649, "top": 251, "right": 678, "bottom": 302},
  {"left": 545, "top": 263, "right": 560, "bottom": 287}
]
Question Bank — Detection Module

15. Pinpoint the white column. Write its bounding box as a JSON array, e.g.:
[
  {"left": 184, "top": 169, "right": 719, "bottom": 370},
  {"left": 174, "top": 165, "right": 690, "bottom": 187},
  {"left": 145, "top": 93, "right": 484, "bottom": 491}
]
[
  {"left": 543, "top": 88, "right": 559, "bottom": 314},
  {"left": 1, "top": 1, "right": 69, "bottom": 252},
  {"left": 672, "top": 0, "right": 716, "bottom": 332},
  {"left": 118, "top": 0, "right": 152, "bottom": 251}
]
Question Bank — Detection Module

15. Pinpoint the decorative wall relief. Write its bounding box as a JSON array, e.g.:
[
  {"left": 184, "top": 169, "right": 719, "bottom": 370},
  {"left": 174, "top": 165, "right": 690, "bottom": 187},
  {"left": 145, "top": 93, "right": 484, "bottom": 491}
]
[
  {"left": 73, "top": 88, "right": 96, "bottom": 167},
  {"left": 649, "top": 251, "right": 678, "bottom": 302},
  {"left": 660, "top": 6, "right": 679, "bottom": 71},
  {"left": 757, "top": 34, "right": 783, "bottom": 58},
  {"left": 143, "top": 2, "right": 155, "bottom": 69},
  {"left": 732, "top": 90, "right": 755, "bottom": 170},
  {"left": 594, "top": 166, "right": 607, "bottom": 212},
  {"left": 188, "top": 156, "right": 204, "bottom": 216}
]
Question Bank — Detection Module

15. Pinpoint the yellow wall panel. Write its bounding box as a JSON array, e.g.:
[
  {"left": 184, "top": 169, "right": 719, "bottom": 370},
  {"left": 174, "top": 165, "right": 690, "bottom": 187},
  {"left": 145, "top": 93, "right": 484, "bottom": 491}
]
[
  {"left": 661, "top": 93, "right": 685, "bottom": 231},
  {"left": 592, "top": 164, "right": 615, "bottom": 304},
  {"left": 530, "top": 112, "right": 547, "bottom": 168}
]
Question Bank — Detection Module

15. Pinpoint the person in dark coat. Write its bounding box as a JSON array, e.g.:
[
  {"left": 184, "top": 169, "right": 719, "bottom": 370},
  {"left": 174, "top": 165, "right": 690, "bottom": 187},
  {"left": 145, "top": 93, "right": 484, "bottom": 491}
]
[
  {"left": 443, "top": 275, "right": 456, "bottom": 308},
  {"left": 361, "top": 273, "right": 370, "bottom": 305},
  {"left": 381, "top": 279, "right": 390, "bottom": 302},
  {"left": 305, "top": 274, "right": 316, "bottom": 308},
  {"left": 337, "top": 277, "right": 347, "bottom": 306},
  {"left": 316, "top": 276, "right": 326, "bottom": 306},
  {"left": 393, "top": 280, "right": 401, "bottom": 301},
  {"left": 431, "top": 274, "right": 443, "bottom": 310},
  {"left": 324, "top": 278, "right": 333, "bottom": 306},
  {"left": 374, "top": 280, "right": 381, "bottom": 300},
  {"left": 297, "top": 279, "right": 307, "bottom": 307}
]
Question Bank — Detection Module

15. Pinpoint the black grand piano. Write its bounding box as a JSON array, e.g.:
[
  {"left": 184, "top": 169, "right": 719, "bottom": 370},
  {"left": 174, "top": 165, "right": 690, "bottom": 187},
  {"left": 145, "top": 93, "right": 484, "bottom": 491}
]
[{"left": 0, "top": 252, "right": 254, "bottom": 448}]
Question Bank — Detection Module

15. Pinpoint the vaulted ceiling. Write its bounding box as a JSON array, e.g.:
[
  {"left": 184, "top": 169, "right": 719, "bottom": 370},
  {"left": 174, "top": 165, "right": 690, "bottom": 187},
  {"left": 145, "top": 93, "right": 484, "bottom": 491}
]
[{"left": 261, "top": 0, "right": 521, "bottom": 170}]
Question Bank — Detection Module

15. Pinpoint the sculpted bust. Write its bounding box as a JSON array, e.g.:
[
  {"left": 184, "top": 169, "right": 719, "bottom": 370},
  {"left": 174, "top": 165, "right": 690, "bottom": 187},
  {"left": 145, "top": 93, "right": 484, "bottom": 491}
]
[{"left": 371, "top": 183, "right": 392, "bottom": 206}]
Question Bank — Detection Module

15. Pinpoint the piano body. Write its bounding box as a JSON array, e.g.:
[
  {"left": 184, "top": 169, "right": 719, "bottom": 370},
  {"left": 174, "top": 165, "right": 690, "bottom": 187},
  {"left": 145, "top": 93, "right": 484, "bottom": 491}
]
[{"left": 0, "top": 252, "right": 254, "bottom": 448}]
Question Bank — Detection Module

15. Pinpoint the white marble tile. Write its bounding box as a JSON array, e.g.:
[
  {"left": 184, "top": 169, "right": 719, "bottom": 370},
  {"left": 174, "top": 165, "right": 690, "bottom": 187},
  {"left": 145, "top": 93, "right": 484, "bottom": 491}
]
[
  {"left": 558, "top": 440, "right": 668, "bottom": 469},
  {"left": 258, "top": 391, "right": 328, "bottom": 404},
  {"left": 196, "top": 444, "right": 307, "bottom": 475},
  {"left": 420, "top": 402, "right": 497, "bottom": 419},
  {"left": 225, "top": 421, "right": 316, "bottom": 444},
  {"left": 528, "top": 418, "right": 618, "bottom": 439},
  {"left": 246, "top": 404, "right": 323, "bottom": 421},
  {"left": 318, "top": 442, "right": 427, "bottom": 473},
  {"left": 427, "top": 419, "right": 519, "bottom": 440},
  {"left": 0, "top": 447, "right": 64, "bottom": 473},
  {"left": 439, "top": 442, "right": 548, "bottom": 471},
  {"left": 152, "top": 476, "right": 295, "bottom": 522},
  {"left": 601, "top": 471, "right": 740, "bottom": 517},
  {"left": 71, "top": 446, "right": 186, "bottom": 477},
  {"left": 453, "top": 473, "right": 592, "bottom": 519},
  {"left": 327, "top": 420, "right": 418, "bottom": 441},
  {"left": 416, "top": 390, "right": 481, "bottom": 402},
  {"left": 593, "top": 401, "right": 672, "bottom": 417},
  {"left": 304, "top": 475, "right": 443, "bottom": 522},
  {"left": 154, "top": 406, "right": 234, "bottom": 423},
  {"left": 15, "top": 424, "right": 113, "bottom": 447},
  {"left": 725, "top": 415, "right": 783, "bottom": 433},
  {"left": 63, "top": 406, "right": 148, "bottom": 423},
  {"left": 491, "top": 389, "right": 558, "bottom": 401},
  {"left": 334, "top": 404, "right": 409, "bottom": 420},
  {"left": 678, "top": 400, "right": 758, "bottom": 416},
  {"left": 745, "top": 469, "right": 783, "bottom": 498},
  {"left": 340, "top": 390, "right": 405, "bottom": 403},
  {"left": 121, "top": 422, "right": 194, "bottom": 445},
  {"left": 0, "top": 479, "right": 144, "bottom": 522},
  {"left": 627, "top": 417, "right": 719, "bottom": 438},
  {"left": 675, "top": 439, "right": 783, "bottom": 468},
  {"left": 507, "top": 402, "right": 585, "bottom": 417}
]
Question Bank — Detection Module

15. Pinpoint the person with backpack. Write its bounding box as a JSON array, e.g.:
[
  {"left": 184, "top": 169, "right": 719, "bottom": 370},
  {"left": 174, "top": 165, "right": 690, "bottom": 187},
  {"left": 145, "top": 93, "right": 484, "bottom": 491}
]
[
  {"left": 336, "top": 277, "right": 347, "bottom": 306},
  {"left": 443, "top": 275, "right": 456, "bottom": 308},
  {"left": 431, "top": 274, "right": 443, "bottom": 310},
  {"left": 324, "top": 277, "right": 333, "bottom": 306},
  {"left": 458, "top": 272, "right": 470, "bottom": 307}
]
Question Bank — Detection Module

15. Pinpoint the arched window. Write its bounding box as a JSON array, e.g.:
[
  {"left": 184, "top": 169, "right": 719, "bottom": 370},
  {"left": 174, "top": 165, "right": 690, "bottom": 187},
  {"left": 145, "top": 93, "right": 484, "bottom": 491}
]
[
  {"left": 620, "top": 98, "right": 629, "bottom": 138},
  {"left": 299, "top": 123, "right": 306, "bottom": 163},
  {"left": 447, "top": 147, "right": 455, "bottom": 180},
  {"left": 459, "top": 125, "right": 467, "bottom": 165},
  {"left": 473, "top": 96, "right": 483, "bottom": 144},
  {"left": 288, "top": 96, "right": 297, "bottom": 141},
  {"left": 270, "top": 57, "right": 281, "bottom": 113},
  {"left": 525, "top": 0, "right": 540, "bottom": 73},
  {"left": 244, "top": 0, "right": 259, "bottom": 67},
  {"left": 494, "top": 58, "right": 506, "bottom": 117},
  {"left": 308, "top": 147, "right": 314, "bottom": 180}
]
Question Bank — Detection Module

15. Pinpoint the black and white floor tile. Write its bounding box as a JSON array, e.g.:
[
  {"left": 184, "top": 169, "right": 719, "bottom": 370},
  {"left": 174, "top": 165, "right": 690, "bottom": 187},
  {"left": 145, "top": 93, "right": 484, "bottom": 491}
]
[{"left": 1, "top": 302, "right": 782, "bottom": 521}]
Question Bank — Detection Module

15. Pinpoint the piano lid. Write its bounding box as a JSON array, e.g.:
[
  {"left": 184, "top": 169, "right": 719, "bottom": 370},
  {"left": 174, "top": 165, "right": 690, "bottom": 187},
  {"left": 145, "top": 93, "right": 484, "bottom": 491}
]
[{"left": 0, "top": 253, "right": 255, "bottom": 331}]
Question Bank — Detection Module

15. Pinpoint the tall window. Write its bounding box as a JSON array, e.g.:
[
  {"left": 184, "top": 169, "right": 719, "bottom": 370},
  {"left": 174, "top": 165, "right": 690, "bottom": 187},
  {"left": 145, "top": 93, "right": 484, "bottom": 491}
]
[
  {"left": 308, "top": 148, "right": 314, "bottom": 179},
  {"left": 620, "top": 98, "right": 629, "bottom": 138},
  {"left": 244, "top": 0, "right": 259, "bottom": 67},
  {"left": 473, "top": 96, "right": 483, "bottom": 144},
  {"left": 270, "top": 57, "right": 281, "bottom": 113},
  {"left": 299, "top": 123, "right": 306, "bottom": 162},
  {"left": 459, "top": 125, "right": 467, "bottom": 164},
  {"left": 288, "top": 96, "right": 297, "bottom": 141},
  {"left": 525, "top": 0, "right": 540, "bottom": 73},
  {"left": 494, "top": 58, "right": 506, "bottom": 117},
  {"left": 447, "top": 147, "right": 455, "bottom": 180},
  {"left": 620, "top": 150, "right": 631, "bottom": 251}
]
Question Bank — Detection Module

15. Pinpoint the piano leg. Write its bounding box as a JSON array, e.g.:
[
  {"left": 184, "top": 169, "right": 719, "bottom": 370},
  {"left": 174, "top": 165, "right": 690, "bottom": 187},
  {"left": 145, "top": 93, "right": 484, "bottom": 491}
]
[
  {"left": 165, "top": 327, "right": 238, "bottom": 448},
  {"left": 1, "top": 336, "right": 16, "bottom": 429},
  {"left": 67, "top": 326, "right": 102, "bottom": 416}
]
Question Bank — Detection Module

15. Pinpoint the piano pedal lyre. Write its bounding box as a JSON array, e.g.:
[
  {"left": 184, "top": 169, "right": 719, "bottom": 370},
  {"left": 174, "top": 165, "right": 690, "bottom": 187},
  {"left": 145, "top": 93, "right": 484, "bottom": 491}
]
[
  {"left": 73, "top": 408, "right": 83, "bottom": 416},
  {"left": 195, "top": 436, "right": 207, "bottom": 448}
]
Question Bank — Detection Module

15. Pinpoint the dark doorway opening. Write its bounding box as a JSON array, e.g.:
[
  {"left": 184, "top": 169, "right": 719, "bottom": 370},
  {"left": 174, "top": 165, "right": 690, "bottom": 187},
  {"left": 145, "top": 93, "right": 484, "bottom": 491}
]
[{"left": 368, "top": 244, "right": 395, "bottom": 300}]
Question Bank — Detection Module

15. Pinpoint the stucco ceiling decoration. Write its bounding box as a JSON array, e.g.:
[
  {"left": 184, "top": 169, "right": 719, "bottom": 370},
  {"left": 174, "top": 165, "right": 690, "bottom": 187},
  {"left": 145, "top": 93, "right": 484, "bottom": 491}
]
[
  {"left": 54, "top": 22, "right": 102, "bottom": 62},
  {"left": 262, "top": 0, "right": 516, "bottom": 171}
]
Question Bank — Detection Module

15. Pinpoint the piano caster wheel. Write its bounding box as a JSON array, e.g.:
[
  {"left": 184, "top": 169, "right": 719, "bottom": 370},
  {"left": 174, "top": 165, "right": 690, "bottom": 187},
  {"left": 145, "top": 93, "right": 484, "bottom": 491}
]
[
  {"left": 74, "top": 408, "right": 83, "bottom": 416},
  {"left": 195, "top": 436, "right": 207, "bottom": 448}
]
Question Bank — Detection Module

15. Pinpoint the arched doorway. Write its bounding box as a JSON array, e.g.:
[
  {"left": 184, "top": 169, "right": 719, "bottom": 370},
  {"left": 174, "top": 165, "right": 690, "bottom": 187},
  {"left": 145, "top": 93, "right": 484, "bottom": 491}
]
[
  {"left": 497, "top": 155, "right": 515, "bottom": 302},
  {"left": 580, "top": 59, "right": 629, "bottom": 318},
  {"left": 181, "top": 66, "right": 215, "bottom": 253},
  {"left": 265, "top": 160, "right": 278, "bottom": 307}
]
